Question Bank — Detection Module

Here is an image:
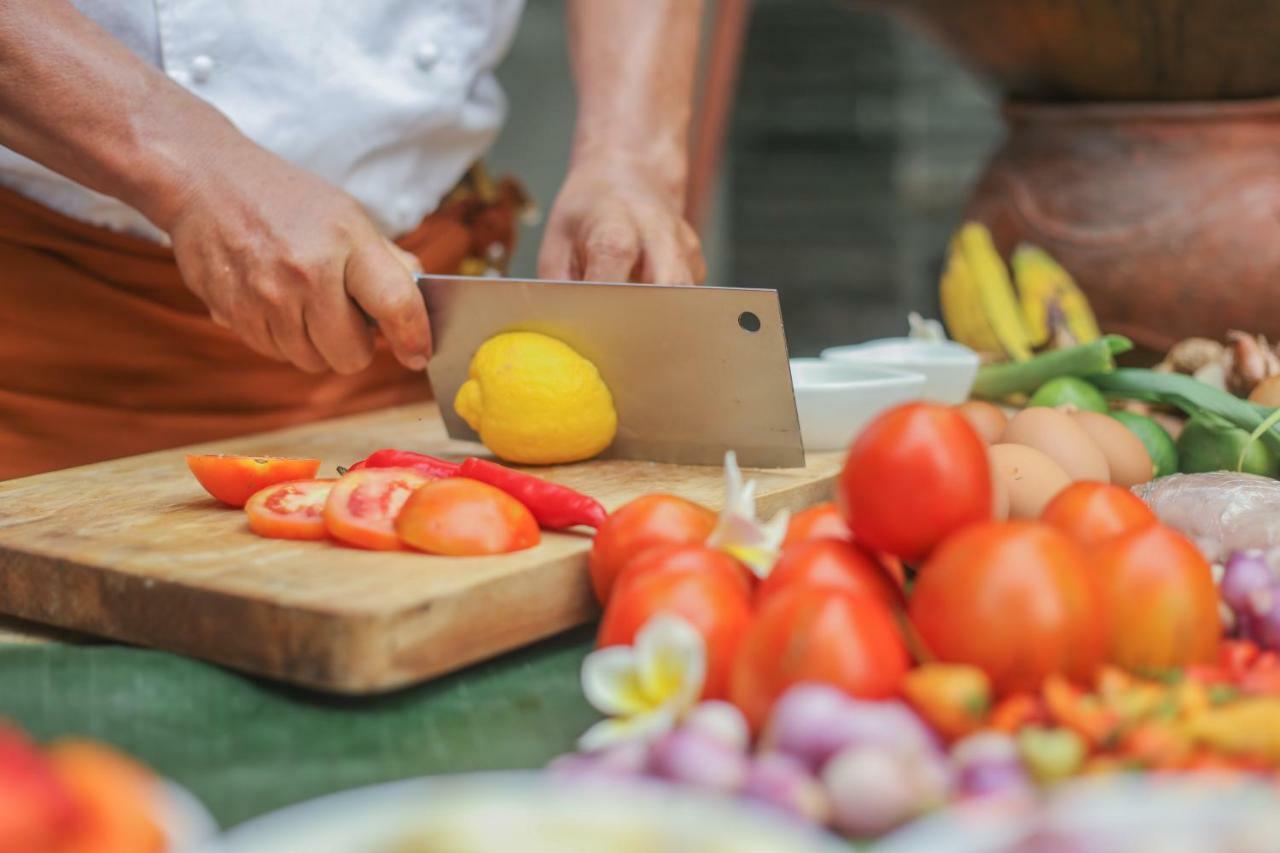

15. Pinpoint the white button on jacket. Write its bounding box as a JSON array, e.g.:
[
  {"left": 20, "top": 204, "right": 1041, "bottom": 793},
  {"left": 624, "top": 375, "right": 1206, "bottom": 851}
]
[{"left": 0, "top": 0, "right": 525, "bottom": 241}]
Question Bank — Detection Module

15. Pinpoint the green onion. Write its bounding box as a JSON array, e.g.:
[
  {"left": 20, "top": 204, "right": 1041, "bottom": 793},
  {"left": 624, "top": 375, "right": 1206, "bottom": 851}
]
[
  {"left": 971, "top": 335, "right": 1132, "bottom": 400},
  {"left": 1089, "top": 368, "right": 1280, "bottom": 455}
]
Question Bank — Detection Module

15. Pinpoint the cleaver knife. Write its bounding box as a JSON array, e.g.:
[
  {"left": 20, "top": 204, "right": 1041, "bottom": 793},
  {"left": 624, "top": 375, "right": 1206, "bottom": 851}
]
[{"left": 416, "top": 275, "right": 805, "bottom": 468}]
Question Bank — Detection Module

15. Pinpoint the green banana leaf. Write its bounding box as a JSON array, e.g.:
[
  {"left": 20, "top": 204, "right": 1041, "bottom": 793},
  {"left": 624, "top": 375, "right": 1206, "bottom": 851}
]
[{"left": 0, "top": 627, "right": 598, "bottom": 829}]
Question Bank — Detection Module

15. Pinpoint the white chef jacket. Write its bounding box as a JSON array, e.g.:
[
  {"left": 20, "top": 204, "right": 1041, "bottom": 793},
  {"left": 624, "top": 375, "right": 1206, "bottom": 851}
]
[{"left": 0, "top": 0, "right": 525, "bottom": 242}]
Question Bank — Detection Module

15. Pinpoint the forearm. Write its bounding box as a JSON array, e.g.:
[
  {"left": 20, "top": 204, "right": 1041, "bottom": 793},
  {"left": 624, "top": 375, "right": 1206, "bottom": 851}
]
[
  {"left": 0, "top": 0, "right": 255, "bottom": 231},
  {"left": 565, "top": 0, "right": 702, "bottom": 202}
]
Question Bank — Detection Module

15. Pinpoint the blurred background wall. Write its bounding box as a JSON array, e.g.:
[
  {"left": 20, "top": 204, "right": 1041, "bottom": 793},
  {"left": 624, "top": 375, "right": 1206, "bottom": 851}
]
[{"left": 489, "top": 0, "right": 1002, "bottom": 356}]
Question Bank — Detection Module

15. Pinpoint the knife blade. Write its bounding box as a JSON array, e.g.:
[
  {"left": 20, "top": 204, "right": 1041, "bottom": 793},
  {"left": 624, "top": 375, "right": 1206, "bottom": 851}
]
[{"left": 416, "top": 275, "right": 805, "bottom": 468}]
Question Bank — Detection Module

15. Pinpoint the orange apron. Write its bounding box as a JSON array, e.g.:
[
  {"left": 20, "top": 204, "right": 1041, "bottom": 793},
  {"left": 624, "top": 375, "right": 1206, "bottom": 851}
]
[{"left": 0, "top": 169, "right": 527, "bottom": 480}]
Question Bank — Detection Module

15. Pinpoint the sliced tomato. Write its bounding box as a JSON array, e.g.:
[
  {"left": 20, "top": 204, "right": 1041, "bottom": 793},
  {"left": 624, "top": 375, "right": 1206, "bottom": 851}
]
[
  {"left": 323, "top": 468, "right": 432, "bottom": 550},
  {"left": 186, "top": 454, "right": 321, "bottom": 508},
  {"left": 244, "top": 479, "right": 335, "bottom": 541},
  {"left": 396, "top": 478, "right": 540, "bottom": 556}
]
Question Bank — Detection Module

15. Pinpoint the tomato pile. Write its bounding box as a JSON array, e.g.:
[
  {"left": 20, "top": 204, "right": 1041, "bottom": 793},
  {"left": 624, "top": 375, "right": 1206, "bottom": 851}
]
[
  {"left": 570, "top": 400, "right": 1268, "bottom": 841},
  {"left": 186, "top": 449, "right": 605, "bottom": 556}
]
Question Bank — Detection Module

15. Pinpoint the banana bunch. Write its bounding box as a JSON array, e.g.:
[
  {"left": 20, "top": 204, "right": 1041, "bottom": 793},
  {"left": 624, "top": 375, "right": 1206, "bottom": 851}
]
[{"left": 940, "top": 222, "right": 1101, "bottom": 362}]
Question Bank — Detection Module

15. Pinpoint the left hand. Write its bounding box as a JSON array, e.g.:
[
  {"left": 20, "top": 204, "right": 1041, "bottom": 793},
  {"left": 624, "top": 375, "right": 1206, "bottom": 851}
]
[{"left": 537, "top": 157, "right": 706, "bottom": 285}]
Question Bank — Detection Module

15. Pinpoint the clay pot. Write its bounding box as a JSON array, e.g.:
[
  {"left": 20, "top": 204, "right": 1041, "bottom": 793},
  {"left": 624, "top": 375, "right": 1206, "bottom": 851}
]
[
  {"left": 857, "top": 0, "right": 1280, "bottom": 101},
  {"left": 965, "top": 98, "right": 1280, "bottom": 353}
]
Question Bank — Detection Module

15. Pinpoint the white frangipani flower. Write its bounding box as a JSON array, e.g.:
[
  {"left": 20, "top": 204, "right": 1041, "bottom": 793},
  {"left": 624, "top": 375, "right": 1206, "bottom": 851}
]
[
  {"left": 706, "top": 451, "right": 790, "bottom": 578},
  {"left": 577, "top": 613, "right": 706, "bottom": 752}
]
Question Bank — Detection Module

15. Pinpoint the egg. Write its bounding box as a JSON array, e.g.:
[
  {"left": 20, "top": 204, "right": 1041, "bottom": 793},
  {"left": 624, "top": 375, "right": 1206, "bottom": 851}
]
[
  {"left": 988, "top": 451, "right": 1010, "bottom": 521},
  {"left": 989, "top": 444, "right": 1073, "bottom": 519},
  {"left": 1071, "top": 411, "right": 1153, "bottom": 487},
  {"left": 955, "top": 400, "right": 1008, "bottom": 445},
  {"left": 999, "top": 407, "right": 1111, "bottom": 483}
]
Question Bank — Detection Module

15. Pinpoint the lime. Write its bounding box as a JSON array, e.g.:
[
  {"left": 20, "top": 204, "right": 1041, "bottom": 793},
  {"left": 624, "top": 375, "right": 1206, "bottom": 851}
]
[
  {"left": 1110, "top": 411, "right": 1179, "bottom": 479},
  {"left": 1028, "top": 377, "right": 1108, "bottom": 413},
  {"left": 1176, "top": 413, "right": 1279, "bottom": 478}
]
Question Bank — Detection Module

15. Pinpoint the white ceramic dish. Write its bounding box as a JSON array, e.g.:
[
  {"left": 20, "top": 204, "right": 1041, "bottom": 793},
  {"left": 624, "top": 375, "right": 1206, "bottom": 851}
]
[
  {"left": 157, "top": 779, "right": 219, "bottom": 852},
  {"left": 820, "top": 338, "right": 979, "bottom": 404},
  {"left": 201, "top": 772, "right": 847, "bottom": 853},
  {"left": 790, "top": 359, "right": 926, "bottom": 452},
  {"left": 878, "top": 774, "right": 1280, "bottom": 853}
]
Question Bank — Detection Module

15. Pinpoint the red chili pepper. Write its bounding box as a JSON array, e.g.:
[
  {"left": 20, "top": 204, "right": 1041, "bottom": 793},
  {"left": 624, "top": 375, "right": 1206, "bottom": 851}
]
[
  {"left": 458, "top": 457, "right": 607, "bottom": 530},
  {"left": 349, "top": 449, "right": 461, "bottom": 480}
]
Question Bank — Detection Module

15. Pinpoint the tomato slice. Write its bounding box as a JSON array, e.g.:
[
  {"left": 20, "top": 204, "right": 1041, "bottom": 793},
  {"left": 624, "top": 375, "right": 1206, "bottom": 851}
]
[
  {"left": 323, "top": 468, "right": 433, "bottom": 550},
  {"left": 244, "top": 479, "right": 335, "bottom": 541},
  {"left": 186, "top": 454, "right": 321, "bottom": 508},
  {"left": 396, "top": 478, "right": 540, "bottom": 556}
]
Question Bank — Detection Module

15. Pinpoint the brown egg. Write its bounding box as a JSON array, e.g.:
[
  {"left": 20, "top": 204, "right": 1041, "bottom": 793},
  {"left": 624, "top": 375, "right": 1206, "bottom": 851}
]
[
  {"left": 999, "top": 407, "right": 1111, "bottom": 483},
  {"left": 1071, "top": 411, "right": 1154, "bottom": 487},
  {"left": 989, "top": 444, "right": 1073, "bottom": 519},
  {"left": 988, "top": 450, "right": 1010, "bottom": 521},
  {"left": 1250, "top": 375, "right": 1280, "bottom": 407},
  {"left": 955, "top": 400, "right": 1008, "bottom": 445}
]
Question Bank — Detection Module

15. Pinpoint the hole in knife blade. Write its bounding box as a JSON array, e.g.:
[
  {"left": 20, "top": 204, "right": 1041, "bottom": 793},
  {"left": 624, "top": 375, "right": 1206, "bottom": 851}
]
[{"left": 738, "top": 311, "right": 761, "bottom": 333}]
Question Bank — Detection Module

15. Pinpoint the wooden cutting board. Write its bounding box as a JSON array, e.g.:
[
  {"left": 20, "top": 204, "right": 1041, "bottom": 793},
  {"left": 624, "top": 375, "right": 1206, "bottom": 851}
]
[{"left": 0, "top": 404, "right": 841, "bottom": 693}]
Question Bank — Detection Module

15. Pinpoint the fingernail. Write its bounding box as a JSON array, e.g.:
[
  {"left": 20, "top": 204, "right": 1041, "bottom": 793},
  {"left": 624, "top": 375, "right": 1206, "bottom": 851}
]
[{"left": 406, "top": 355, "right": 428, "bottom": 371}]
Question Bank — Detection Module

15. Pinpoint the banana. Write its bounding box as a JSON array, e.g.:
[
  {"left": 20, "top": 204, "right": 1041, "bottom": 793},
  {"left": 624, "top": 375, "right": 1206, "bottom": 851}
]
[
  {"left": 940, "top": 239, "right": 1005, "bottom": 357},
  {"left": 1012, "top": 245, "right": 1102, "bottom": 349},
  {"left": 954, "top": 223, "right": 1035, "bottom": 362}
]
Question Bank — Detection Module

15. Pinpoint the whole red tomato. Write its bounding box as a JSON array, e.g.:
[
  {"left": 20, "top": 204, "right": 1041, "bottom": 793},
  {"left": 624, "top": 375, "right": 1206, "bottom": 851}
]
[
  {"left": 909, "top": 521, "right": 1105, "bottom": 696},
  {"left": 1093, "top": 524, "right": 1220, "bottom": 671},
  {"left": 730, "top": 587, "right": 911, "bottom": 731},
  {"left": 839, "top": 403, "right": 992, "bottom": 562},
  {"left": 1040, "top": 482, "right": 1157, "bottom": 548},
  {"left": 598, "top": 546, "right": 753, "bottom": 700},
  {"left": 612, "top": 544, "right": 754, "bottom": 600},
  {"left": 783, "top": 502, "right": 850, "bottom": 546},
  {"left": 756, "top": 538, "right": 903, "bottom": 611},
  {"left": 589, "top": 495, "right": 717, "bottom": 604}
]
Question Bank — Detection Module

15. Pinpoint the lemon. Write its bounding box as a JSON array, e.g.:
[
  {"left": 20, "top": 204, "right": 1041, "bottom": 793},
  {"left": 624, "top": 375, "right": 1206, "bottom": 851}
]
[{"left": 454, "top": 332, "right": 618, "bottom": 465}]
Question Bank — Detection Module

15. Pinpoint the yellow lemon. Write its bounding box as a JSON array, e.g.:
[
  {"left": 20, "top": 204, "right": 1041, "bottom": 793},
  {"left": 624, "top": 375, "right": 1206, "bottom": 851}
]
[{"left": 454, "top": 332, "right": 618, "bottom": 465}]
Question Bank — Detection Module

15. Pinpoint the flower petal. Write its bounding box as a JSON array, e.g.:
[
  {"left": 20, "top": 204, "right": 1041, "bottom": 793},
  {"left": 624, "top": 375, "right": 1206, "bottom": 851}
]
[
  {"left": 581, "top": 645, "right": 648, "bottom": 717},
  {"left": 635, "top": 613, "right": 706, "bottom": 710},
  {"left": 577, "top": 707, "right": 678, "bottom": 752}
]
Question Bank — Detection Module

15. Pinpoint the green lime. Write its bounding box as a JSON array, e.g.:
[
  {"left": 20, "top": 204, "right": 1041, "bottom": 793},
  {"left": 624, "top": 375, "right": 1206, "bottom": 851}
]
[
  {"left": 1110, "top": 411, "right": 1179, "bottom": 479},
  {"left": 1176, "top": 413, "right": 1280, "bottom": 477},
  {"left": 1028, "top": 377, "right": 1108, "bottom": 413}
]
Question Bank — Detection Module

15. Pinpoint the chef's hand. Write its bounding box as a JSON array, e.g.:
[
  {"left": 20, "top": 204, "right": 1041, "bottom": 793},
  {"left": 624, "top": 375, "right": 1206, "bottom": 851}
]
[
  {"left": 538, "top": 156, "right": 706, "bottom": 285},
  {"left": 164, "top": 146, "right": 431, "bottom": 374}
]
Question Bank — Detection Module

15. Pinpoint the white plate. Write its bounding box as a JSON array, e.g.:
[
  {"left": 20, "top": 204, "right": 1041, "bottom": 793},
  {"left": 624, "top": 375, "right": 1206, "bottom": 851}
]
[
  {"left": 790, "top": 359, "right": 925, "bottom": 452},
  {"left": 201, "top": 772, "right": 848, "bottom": 853},
  {"left": 157, "top": 778, "right": 219, "bottom": 852},
  {"left": 878, "top": 774, "right": 1280, "bottom": 852},
  {"left": 820, "top": 338, "right": 979, "bottom": 405}
]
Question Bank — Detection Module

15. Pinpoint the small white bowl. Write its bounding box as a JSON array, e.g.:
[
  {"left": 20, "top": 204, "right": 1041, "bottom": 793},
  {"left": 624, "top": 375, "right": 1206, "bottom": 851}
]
[
  {"left": 820, "top": 338, "right": 979, "bottom": 404},
  {"left": 790, "top": 359, "right": 926, "bottom": 452}
]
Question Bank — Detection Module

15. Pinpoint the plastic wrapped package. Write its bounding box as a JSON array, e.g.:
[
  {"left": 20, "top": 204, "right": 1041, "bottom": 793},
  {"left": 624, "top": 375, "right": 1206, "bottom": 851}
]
[{"left": 1133, "top": 472, "right": 1280, "bottom": 563}]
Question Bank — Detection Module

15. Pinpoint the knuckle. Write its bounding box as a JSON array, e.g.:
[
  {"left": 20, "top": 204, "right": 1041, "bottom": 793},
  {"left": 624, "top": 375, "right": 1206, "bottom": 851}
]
[
  {"left": 256, "top": 283, "right": 294, "bottom": 312},
  {"left": 586, "top": 224, "right": 637, "bottom": 259},
  {"left": 334, "top": 346, "right": 375, "bottom": 376}
]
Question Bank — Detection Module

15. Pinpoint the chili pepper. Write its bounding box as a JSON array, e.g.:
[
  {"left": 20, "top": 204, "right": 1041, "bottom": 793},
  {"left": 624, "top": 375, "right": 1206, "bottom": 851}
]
[
  {"left": 1096, "top": 667, "right": 1168, "bottom": 725},
  {"left": 1118, "top": 719, "right": 1192, "bottom": 769},
  {"left": 1239, "top": 665, "right": 1280, "bottom": 697},
  {"left": 458, "top": 457, "right": 607, "bottom": 530},
  {"left": 1221, "top": 639, "right": 1261, "bottom": 678},
  {"left": 989, "top": 693, "right": 1048, "bottom": 734},
  {"left": 1187, "top": 698, "right": 1280, "bottom": 764},
  {"left": 1042, "top": 675, "right": 1121, "bottom": 749},
  {"left": 348, "top": 449, "right": 461, "bottom": 480},
  {"left": 901, "top": 664, "right": 992, "bottom": 742}
]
